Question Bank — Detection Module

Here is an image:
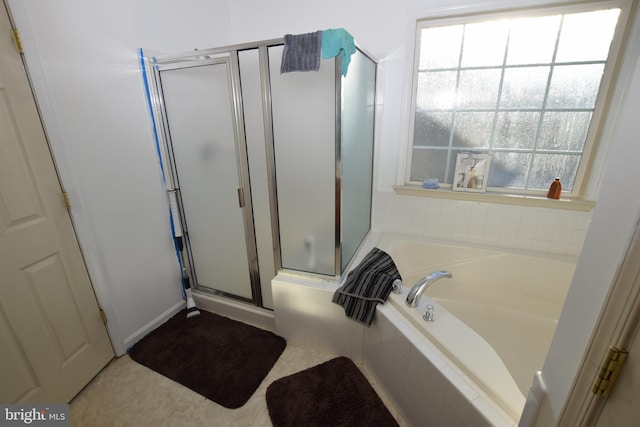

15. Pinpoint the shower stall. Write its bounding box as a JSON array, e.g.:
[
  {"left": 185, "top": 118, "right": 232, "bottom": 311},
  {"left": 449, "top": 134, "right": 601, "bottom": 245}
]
[{"left": 142, "top": 36, "right": 377, "bottom": 309}]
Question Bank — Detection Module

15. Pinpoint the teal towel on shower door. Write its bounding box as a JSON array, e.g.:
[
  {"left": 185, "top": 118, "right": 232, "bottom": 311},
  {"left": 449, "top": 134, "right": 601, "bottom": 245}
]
[{"left": 321, "top": 28, "right": 356, "bottom": 76}]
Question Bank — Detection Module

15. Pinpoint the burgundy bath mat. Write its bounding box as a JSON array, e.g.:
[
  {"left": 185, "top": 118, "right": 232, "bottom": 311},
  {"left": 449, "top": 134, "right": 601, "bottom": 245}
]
[
  {"left": 266, "top": 356, "right": 398, "bottom": 426},
  {"left": 129, "top": 309, "right": 286, "bottom": 409}
]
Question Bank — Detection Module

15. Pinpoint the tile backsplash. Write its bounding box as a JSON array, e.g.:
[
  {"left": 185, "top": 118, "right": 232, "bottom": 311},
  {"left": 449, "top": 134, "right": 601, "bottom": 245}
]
[{"left": 372, "top": 191, "right": 592, "bottom": 257}]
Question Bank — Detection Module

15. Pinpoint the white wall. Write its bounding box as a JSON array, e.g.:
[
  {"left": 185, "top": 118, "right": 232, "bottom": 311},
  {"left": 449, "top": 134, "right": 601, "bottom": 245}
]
[
  {"left": 7, "top": 0, "right": 232, "bottom": 355},
  {"left": 7, "top": 0, "right": 640, "bottom": 422}
]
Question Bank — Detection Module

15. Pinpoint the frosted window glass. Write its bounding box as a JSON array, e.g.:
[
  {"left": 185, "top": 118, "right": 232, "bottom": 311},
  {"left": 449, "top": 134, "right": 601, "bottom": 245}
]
[
  {"left": 486, "top": 152, "right": 532, "bottom": 189},
  {"left": 539, "top": 112, "right": 592, "bottom": 151},
  {"left": 547, "top": 64, "right": 604, "bottom": 109},
  {"left": 159, "top": 62, "right": 252, "bottom": 298},
  {"left": 461, "top": 20, "right": 509, "bottom": 67},
  {"left": 419, "top": 25, "right": 463, "bottom": 69},
  {"left": 457, "top": 69, "right": 501, "bottom": 109},
  {"left": 500, "top": 67, "right": 550, "bottom": 109},
  {"left": 341, "top": 50, "right": 375, "bottom": 271},
  {"left": 410, "top": 5, "right": 621, "bottom": 193},
  {"left": 416, "top": 71, "right": 457, "bottom": 109},
  {"left": 269, "top": 45, "right": 336, "bottom": 276},
  {"left": 506, "top": 16, "right": 560, "bottom": 65},
  {"left": 494, "top": 112, "right": 540, "bottom": 149},
  {"left": 529, "top": 153, "right": 580, "bottom": 191},
  {"left": 413, "top": 111, "right": 452, "bottom": 147},
  {"left": 410, "top": 148, "right": 448, "bottom": 182},
  {"left": 556, "top": 9, "right": 620, "bottom": 62},
  {"left": 452, "top": 112, "right": 493, "bottom": 148}
]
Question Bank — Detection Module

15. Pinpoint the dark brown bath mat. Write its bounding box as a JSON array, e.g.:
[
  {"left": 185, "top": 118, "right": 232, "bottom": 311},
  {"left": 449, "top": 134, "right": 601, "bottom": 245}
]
[
  {"left": 129, "top": 309, "right": 286, "bottom": 409},
  {"left": 266, "top": 356, "right": 399, "bottom": 427}
]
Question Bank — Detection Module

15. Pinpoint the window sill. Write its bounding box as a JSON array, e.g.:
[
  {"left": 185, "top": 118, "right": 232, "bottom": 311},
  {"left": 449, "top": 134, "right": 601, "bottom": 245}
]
[{"left": 393, "top": 185, "right": 595, "bottom": 212}]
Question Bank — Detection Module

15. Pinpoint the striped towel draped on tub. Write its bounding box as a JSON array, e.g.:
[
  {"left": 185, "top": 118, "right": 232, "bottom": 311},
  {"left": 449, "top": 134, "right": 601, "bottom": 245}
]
[{"left": 332, "top": 248, "right": 402, "bottom": 326}]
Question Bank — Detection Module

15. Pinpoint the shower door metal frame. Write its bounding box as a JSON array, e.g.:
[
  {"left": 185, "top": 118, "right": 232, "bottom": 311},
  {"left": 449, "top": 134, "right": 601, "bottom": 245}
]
[
  {"left": 144, "top": 38, "right": 379, "bottom": 293},
  {"left": 148, "top": 52, "right": 262, "bottom": 306}
]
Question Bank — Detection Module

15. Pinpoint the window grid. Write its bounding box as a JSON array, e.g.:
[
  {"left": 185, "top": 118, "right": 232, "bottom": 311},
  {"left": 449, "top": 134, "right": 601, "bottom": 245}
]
[
  {"left": 411, "top": 6, "right": 621, "bottom": 194},
  {"left": 525, "top": 15, "right": 565, "bottom": 189}
]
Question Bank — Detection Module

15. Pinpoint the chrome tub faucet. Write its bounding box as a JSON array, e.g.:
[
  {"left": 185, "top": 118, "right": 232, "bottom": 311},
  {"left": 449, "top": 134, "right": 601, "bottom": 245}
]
[{"left": 405, "top": 270, "right": 452, "bottom": 308}]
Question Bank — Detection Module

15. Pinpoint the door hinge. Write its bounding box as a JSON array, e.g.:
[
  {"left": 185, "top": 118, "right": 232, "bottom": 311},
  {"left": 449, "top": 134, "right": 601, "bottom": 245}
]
[
  {"left": 591, "top": 346, "right": 628, "bottom": 398},
  {"left": 99, "top": 308, "right": 107, "bottom": 325},
  {"left": 62, "top": 191, "right": 71, "bottom": 210},
  {"left": 12, "top": 29, "right": 24, "bottom": 54}
]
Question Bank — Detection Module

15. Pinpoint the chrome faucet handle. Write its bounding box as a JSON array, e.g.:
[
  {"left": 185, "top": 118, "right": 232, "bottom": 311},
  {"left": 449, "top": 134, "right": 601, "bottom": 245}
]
[
  {"left": 423, "top": 304, "right": 435, "bottom": 322},
  {"left": 391, "top": 279, "right": 403, "bottom": 294}
]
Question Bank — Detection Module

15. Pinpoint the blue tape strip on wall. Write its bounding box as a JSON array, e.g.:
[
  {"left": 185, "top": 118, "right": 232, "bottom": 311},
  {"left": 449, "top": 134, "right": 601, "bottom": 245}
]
[{"left": 138, "top": 48, "right": 187, "bottom": 300}]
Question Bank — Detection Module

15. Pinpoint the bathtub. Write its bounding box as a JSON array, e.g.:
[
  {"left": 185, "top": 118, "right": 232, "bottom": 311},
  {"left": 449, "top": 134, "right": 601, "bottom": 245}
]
[{"left": 376, "top": 233, "right": 576, "bottom": 420}]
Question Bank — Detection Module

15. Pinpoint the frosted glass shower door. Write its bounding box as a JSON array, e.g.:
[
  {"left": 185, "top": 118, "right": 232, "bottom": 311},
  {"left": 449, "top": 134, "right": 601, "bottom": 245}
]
[
  {"left": 158, "top": 60, "right": 254, "bottom": 300},
  {"left": 269, "top": 45, "right": 337, "bottom": 276},
  {"left": 341, "top": 49, "right": 376, "bottom": 272}
]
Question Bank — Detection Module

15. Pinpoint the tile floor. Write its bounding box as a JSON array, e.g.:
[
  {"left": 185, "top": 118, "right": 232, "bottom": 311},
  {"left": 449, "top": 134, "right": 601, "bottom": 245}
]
[{"left": 70, "top": 342, "right": 404, "bottom": 427}]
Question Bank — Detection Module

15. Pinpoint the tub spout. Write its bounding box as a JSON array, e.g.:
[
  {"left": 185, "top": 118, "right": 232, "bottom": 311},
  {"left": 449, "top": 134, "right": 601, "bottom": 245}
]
[{"left": 405, "top": 271, "right": 452, "bottom": 308}]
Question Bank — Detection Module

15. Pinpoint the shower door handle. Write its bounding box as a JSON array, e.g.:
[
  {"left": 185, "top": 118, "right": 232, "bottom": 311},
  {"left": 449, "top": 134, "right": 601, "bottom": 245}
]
[{"left": 237, "top": 188, "right": 245, "bottom": 208}]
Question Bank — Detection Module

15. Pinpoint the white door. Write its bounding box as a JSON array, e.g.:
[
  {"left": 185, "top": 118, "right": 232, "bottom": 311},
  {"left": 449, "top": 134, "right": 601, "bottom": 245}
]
[{"left": 0, "top": 6, "right": 114, "bottom": 404}]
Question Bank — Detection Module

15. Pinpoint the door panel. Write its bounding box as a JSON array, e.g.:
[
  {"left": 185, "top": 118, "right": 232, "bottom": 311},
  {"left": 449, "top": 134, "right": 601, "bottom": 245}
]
[
  {"left": 0, "top": 90, "right": 44, "bottom": 230},
  {"left": 0, "top": 5, "right": 113, "bottom": 403},
  {"left": 268, "top": 45, "right": 336, "bottom": 276},
  {"left": 158, "top": 60, "right": 254, "bottom": 300}
]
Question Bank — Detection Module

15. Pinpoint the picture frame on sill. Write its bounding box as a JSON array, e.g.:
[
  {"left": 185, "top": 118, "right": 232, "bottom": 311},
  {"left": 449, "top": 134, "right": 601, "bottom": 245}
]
[{"left": 453, "top": 153, "right": 490, "bottom": 193}]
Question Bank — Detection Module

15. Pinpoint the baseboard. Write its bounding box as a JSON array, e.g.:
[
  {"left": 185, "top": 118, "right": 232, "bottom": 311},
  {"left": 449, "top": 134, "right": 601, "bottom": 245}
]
[
  {"left": 122, "top": 300, "right": 185, "bottom": 355},
  {"left": 118, "top": 294, "right": 276, "bottom": 357},
  {"left": 192, "top": 292, "right": 275, "bottom": 332}
]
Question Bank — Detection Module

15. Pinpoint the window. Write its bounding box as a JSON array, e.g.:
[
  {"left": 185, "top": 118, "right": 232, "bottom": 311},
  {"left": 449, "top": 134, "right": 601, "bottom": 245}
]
[{"left": 408, "top": 3, "right": 626, "bottom": 195}]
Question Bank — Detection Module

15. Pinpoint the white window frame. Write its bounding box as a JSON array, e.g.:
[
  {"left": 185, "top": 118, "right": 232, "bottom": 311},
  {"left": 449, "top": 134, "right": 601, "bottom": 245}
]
[{"left": 405, "top": 0, "right": 633, "bottom": 202}]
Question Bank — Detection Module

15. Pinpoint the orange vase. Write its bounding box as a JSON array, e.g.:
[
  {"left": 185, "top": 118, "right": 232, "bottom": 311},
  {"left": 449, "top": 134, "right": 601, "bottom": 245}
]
[{"left": 547, "top": 178, "right": 561, "bottom": 199}]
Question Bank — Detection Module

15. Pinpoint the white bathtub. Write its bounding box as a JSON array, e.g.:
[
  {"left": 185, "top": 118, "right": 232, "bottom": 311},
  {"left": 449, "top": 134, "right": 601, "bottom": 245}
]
[{"left": 376, "top": 233, "right": 576, "bottom": 420}]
